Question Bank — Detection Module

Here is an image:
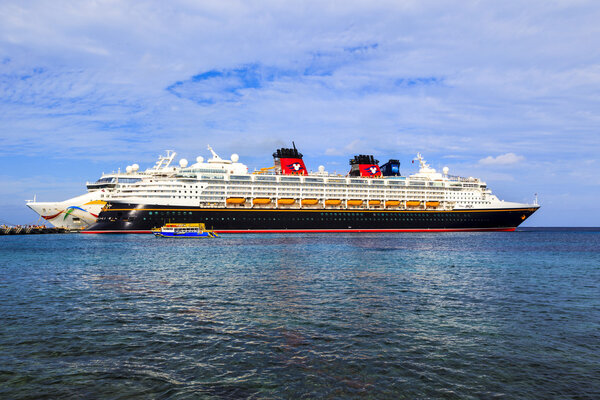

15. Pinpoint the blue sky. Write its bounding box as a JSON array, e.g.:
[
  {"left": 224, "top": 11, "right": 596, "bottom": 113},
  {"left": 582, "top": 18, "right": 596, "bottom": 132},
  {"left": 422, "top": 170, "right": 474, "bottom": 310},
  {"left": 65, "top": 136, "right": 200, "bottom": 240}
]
[{"left": 1, "top": 0, "right": 599, "bottom": 226}]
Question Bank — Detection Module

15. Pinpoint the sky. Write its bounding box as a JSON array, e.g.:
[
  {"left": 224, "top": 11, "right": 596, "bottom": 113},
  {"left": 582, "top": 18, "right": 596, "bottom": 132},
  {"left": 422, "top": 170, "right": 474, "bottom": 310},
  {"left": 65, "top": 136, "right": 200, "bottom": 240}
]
[{"left": 1, "top": 0, "right": 599, "bottom": 226}]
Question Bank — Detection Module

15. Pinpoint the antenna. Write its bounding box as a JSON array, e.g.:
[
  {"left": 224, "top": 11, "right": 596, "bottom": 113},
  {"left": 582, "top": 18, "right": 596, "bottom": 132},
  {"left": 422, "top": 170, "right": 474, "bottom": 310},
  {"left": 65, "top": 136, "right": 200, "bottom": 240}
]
[
  {"left": 207, "top": 145, "right": 221, "bottom": 160},
  {"left": 292, "top": 141, "right": 297, "bottom": 152}
]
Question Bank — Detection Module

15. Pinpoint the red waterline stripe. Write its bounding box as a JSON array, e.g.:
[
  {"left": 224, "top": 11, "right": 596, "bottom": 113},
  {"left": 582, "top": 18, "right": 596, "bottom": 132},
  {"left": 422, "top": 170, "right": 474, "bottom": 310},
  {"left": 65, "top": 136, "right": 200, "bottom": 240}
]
[
  {"left": 215, "top": 228, "right": 517, "bottom": 233},
  {"left": 82, "top": 227, "right": 516, "bottom": 234}
]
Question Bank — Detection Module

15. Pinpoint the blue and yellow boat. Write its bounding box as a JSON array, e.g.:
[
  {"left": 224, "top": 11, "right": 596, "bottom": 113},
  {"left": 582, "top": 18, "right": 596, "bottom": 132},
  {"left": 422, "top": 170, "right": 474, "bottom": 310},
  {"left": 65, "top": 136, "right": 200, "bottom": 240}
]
[{"left": 152, "top": 223, "right": 218, "bottom": 238}]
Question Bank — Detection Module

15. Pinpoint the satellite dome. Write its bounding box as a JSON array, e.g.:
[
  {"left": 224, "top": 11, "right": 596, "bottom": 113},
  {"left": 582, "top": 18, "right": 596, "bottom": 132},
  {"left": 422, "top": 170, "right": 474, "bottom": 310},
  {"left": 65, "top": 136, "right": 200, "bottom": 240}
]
[
  {"left": 318, "top": 165, "right": 325, "bottom": 173},
  {"left": 126, "top": 165, "right": 133, "bottom": 173},
  {"left": 231, "top": 153, "right": 239, "bottom": 162},
  {"left": 196, "top": 156, "right": 204, "bottom": 163},
  {"left": 132, "top": 163, "right": 140, "bottom": 171},
  {"left": 443, "top": 166, "right": 449, "bottom": 175},
  {"left": 179, "top": 159, "right": 188, "bottom": 168}
]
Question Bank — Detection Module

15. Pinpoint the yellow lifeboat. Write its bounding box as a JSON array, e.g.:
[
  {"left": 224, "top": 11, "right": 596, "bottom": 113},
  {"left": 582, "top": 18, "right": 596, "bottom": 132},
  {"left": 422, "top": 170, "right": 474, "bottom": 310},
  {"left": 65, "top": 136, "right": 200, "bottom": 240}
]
[
  {"left": 426, "top": 201, "right": 440, "bottom": 207},
  {"left": 368, "top": 200, "right": 381, "bottom": 206},
  {"left": 325, "top": 199, "right": 342, "bottom": 206},
  {"left": 226, "top": 197, "right": 246, "bottom": 205},
  {"left": 385, "top": 200, "right": 400, "bottom": 207},
  {"left": 347, "top": 199, "right": 363, "bottom": 206},
  {"left": 278, "top": 198, "right": 296, "bottom": 206},
  {"left": 253, "top": 198, "right": 271, "bottom": 205},
  {"left": 406, "top": 201, "right": 421, "bottom": 207},
  {"left": 301, "top": 198, "right": 319, "bottom": 206}
]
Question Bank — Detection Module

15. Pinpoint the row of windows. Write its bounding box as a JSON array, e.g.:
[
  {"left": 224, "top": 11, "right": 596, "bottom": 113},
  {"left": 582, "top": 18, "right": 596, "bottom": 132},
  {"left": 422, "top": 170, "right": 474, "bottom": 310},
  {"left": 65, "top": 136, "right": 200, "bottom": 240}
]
[
  {"left": 141, "top": 211, "right": 483, "bottom": 218},
  {"left": 139, "top": 214, "right": 490, "bottom": 223}
]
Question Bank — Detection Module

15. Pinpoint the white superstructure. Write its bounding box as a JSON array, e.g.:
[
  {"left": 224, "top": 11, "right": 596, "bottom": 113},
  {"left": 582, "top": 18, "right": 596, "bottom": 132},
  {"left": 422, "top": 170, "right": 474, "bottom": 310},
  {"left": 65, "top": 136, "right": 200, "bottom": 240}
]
[{"left": 104, "top": 148, "right": 533, "bottom": 211}]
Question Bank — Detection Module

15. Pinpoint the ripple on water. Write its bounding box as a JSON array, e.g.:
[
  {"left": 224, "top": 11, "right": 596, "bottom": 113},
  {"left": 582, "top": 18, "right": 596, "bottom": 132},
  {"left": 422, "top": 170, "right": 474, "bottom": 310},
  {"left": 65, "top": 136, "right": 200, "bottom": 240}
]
[{"left": 0, "top": 232, "right": 599, "bottom": 398}]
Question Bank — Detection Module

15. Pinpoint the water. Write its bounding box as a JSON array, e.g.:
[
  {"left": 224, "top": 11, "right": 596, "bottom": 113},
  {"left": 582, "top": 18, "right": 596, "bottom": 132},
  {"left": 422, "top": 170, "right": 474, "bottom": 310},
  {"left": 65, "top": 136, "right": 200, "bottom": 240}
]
[{"left": 1, "top": 231, "right": 599, "bottom": 399}]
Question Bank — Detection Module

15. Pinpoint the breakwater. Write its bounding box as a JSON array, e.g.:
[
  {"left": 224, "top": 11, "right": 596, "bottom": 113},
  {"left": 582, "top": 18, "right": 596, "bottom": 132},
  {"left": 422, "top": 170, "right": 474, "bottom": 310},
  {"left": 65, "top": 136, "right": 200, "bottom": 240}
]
[{"left": 0, "top": 225, "right": 68, "bottom": 235}]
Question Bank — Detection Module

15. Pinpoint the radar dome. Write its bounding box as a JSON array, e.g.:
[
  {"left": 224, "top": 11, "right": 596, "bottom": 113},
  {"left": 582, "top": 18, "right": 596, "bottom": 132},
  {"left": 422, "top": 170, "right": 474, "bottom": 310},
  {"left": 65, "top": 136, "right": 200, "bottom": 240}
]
[
  {"left": 318, "top": 165, "right": 325, "bottom": 173},
  {"left": 196, "top": 156, "right": 204, "bottom": 163},
  {"left": 132, "top": 163, "right": 139, "bottom": 171},
  {"left": 231, "top": 153, "right": 239, "bottom": 162},
  {"left": 443, "top": 166, "right": 449, "bottom": 175},
  {"left": 126, "top": 165, "right": 133, "bottom": 173},
  {"left": 179, "top": 159, "right": 188, "bottom": 168}
]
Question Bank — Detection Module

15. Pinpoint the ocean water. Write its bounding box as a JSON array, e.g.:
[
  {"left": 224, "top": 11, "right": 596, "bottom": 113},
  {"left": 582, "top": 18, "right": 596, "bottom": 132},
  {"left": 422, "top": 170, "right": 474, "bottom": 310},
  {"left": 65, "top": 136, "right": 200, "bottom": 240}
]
[{"left": 1, "top": 231, "right": 599, "bottom": 399}]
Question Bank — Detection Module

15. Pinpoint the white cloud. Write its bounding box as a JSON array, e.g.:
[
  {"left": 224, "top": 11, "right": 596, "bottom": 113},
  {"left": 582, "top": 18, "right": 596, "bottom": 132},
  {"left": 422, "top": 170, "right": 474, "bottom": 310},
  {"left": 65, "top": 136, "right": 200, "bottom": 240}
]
[
  {"left": 0, "top": 0, "right": 600, "bottom": 225},
  {"left": 479, "top": 153, "right": 525, "bottom": 166}
]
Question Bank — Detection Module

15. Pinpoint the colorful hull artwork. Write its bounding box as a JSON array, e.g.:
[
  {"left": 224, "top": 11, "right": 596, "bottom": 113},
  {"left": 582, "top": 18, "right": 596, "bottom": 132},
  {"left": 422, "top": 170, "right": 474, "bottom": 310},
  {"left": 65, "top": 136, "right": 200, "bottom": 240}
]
[
  {"left": 27, "top": 198, "right": 108, "bottom": 229},
  {"left": 42, "top": 206, "right": 99, "bottom": 221}
]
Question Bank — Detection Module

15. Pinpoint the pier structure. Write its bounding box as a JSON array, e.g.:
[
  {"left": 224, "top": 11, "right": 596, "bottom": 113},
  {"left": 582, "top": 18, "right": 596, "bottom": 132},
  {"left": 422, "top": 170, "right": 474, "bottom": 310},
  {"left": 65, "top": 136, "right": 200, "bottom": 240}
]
[{"left": 0, "top": 224, "right": 68, "bottom": 235}]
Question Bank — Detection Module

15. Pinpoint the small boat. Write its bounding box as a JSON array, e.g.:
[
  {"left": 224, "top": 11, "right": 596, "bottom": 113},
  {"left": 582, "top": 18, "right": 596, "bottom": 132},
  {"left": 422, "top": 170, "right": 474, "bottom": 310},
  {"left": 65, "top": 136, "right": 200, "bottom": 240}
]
[
  {"left": 152, "top": 223, "right": 218, "bottom": 238},
  {"left": 226, "top": 197, "right": 246, "bottom": 205},
  {"left": 252, "top": 198, "right": 271, "bottom": 205},
  {"left": 278, "top": 198, "right": 296, "bottom": 206},
  {"left": 301, "top": 198, "right": 319, "bottom": 205}
]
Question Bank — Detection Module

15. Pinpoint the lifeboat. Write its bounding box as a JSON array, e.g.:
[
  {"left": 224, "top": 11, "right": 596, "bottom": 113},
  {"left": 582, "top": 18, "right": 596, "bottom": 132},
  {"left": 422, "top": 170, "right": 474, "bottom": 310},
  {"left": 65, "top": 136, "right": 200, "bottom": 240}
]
[
  {"left": 278, "top": 198, "right": 296, "bottom": 206},
  {"left": 347, "top": 199, "right": 363, "bottom": 206},
  {"left": 385, "top": 200, "right": 400, "bottom": 207},
  {"left": 368, "top": 200, "right": 381, "bottom": 206},
  {"left": 406, "top": 201, "right": 421, "bottom": 207},
  {"left": 226, "top": 197, "right": 246, "bottom": 205},
  {"left": 253, "top": 198, "right": 271, "bottom": 205},
  {"left": 301, "top": 198, "right": 319, "bottom": 206},
  {"left": 325, "top": 199, "right": 342, "bottom": 206},
  {"left": 426, "top": 201, "right": 440, "bottom": 207}
]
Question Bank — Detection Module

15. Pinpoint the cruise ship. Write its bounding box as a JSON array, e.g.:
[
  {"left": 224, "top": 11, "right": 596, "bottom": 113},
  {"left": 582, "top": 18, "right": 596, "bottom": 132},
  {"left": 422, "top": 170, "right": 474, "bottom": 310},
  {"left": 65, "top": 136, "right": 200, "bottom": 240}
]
[
  {"left": 83, "top": 145, "right": 539, "bottom": 233},
  {"left": 26, "top": 151, "right": 179, "bottom": 229}
]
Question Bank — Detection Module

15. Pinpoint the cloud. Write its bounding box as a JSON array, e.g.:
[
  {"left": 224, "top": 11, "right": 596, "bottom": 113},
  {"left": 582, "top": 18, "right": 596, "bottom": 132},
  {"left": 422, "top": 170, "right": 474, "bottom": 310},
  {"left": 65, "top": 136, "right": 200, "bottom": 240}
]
[
  {"left": 1, "top": 0, "right": 600, "bottom": 225},
  {"left": 479, "top": 153, "right": 525, "bottom": 165}
]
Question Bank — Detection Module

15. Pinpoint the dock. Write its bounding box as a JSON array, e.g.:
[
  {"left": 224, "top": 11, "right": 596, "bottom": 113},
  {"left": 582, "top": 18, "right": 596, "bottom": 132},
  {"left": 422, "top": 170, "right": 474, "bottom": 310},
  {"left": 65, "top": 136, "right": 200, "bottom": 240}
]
[{"left": 0, "top": 225, "right": 69, "bottom": 235}]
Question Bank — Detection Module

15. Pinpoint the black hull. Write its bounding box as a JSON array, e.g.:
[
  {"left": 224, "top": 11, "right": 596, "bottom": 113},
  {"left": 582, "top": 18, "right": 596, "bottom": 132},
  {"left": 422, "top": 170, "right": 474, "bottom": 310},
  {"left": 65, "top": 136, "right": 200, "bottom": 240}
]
[{"left": 84, "top": 203, "right": 539, "bottom": 233}]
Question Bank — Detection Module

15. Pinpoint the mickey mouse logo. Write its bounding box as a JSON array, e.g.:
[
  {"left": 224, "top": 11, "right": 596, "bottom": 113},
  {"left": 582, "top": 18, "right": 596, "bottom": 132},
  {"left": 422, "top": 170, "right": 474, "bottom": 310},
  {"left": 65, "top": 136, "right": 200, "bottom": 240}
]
[
  {"left": 287, "top": 162, "right": 304, "bottom": 172},
  {"left": 362, "top": 165, "right": 380, "bottom": 176}
]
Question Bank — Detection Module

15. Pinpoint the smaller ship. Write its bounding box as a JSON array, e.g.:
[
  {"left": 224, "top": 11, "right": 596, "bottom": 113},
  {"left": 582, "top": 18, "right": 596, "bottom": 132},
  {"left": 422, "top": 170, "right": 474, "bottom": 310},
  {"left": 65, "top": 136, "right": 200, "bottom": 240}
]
[
  {"left": 26, "top": 150, "right": 178, "bottom": 230},
  {"left": 152, "top": 223, "right": 218, "bottom": 238}
]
